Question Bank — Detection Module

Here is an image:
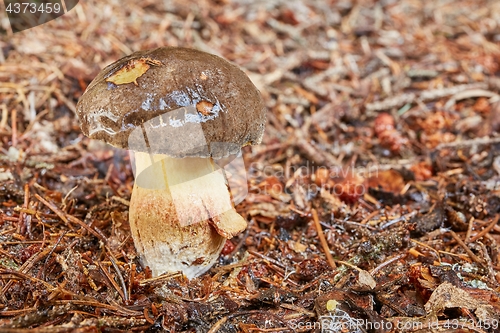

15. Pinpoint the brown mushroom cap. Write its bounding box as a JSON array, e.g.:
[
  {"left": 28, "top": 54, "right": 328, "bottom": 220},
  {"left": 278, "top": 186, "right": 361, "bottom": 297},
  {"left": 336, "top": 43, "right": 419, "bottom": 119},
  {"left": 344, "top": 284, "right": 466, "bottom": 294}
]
[{"left": 76, "top": 47, "right": 265, "bottom": 158}]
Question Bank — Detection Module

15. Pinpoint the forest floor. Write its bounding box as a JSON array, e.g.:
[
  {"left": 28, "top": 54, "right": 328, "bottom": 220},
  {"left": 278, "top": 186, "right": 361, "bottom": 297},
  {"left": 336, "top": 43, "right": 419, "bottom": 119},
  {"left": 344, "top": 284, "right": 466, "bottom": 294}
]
[{"left": 1, "top": 0, "right": 500, "bottom": 332}]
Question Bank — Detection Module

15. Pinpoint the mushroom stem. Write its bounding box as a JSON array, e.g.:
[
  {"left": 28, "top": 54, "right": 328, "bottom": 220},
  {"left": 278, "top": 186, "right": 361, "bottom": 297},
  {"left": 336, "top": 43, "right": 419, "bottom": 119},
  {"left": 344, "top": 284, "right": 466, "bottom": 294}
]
[{"left": 129, "top": 151, "right": 247, "bottom": 278}]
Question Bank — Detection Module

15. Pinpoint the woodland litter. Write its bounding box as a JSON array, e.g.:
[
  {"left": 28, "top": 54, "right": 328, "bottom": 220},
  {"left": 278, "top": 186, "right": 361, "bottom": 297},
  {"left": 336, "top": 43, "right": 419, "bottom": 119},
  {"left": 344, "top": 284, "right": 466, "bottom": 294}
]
[{"left": 1, "top": 0, "right": 500, "bottom": 332}]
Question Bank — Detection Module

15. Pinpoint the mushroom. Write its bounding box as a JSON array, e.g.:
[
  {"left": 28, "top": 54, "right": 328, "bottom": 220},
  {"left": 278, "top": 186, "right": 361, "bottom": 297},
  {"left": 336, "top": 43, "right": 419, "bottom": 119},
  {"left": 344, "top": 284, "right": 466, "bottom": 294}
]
[{"left": 76, "top": 47, "right": 265, "bottom": 278}]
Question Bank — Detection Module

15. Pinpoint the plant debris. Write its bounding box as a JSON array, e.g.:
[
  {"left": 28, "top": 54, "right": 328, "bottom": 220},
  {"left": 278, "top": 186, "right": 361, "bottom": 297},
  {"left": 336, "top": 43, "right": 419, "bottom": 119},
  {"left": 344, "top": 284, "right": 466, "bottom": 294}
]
[{"left": 1, "top": 0, "right": 500, "bottom": 332}]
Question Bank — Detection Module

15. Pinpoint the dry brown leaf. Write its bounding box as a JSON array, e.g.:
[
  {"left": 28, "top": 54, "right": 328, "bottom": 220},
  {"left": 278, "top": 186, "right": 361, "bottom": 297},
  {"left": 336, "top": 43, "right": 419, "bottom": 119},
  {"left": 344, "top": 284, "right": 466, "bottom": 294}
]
[{"left": 424, "top": 282, "right": 498, "bottom": 322}]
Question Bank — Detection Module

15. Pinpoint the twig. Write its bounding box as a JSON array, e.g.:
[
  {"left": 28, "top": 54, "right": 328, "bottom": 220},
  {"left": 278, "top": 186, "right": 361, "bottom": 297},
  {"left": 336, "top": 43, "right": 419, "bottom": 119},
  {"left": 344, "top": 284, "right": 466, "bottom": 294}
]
[
  {"left": 17, "top": 183, "right": 29, "bottom": 235},
  {"left": 248, "top": 250, "right": 286, "bottom": 269},
  {"left": 436, "top": 136, "right": 500, "bottom": 150},
  {"left": 370, "top": 253, "right": 406, "bottom": 275},
  {"left": 360, "top": 210, "right": 379, "bottom": 224},
  {"left": 468, "top": 215, "right": 499, "bottom": 243},
  {"left": 107, "top": 248, "right": 129, "bottom": 302},
  {"left": 419, "top": 83, "right": 489, "bottom": 101},
  {"left": 280, "top": 303, "right": 316, "bottom": 318},
  {"left": 35, "top": 194, "right": 106, "bottom": 242},
  {"left": 52, "top": 299, "right": 142, "bottom": 317},
  {"left": 465, "top": 216, "right": 475, "bottom": 242},
  {"left": 111, "top": 196, "right": 130, "bottom": 206},
  {"left": 41, "top": 231, "right": 67, "bottom": 280},
  {"left": 295, "top": 135, "right": 339, "bottom": 167},
  {"left": 449, "top": 230, "right": 484, "bottom": 267},
  {"left": 380, "top": 211, "right": 417, "bottom": 229},
  {"left": 207, "top": 316, "right": 229, "bottom": 333},
  {"left": 478, "top": 242, "right": 497, "bottom": 286},
  {"left": 0, "top": 246, "right": 53, "bottom": 297},
  {"left": 97, "top": 261, "right": 125, "bottom": 302},
  {"left": 0, "top": 269, "right": 56, "bottom": 291},
  {"left": 366, "top": 83, "right": 490, "bottom": 111},
  {"left": 208, "top": 310, "right": 295, "bottom": 333},
  {"left": 138, "top": 271, "right": 184, "bottom": 286},
  {"left": 411, "top": 239, "right": 441, "bottom": 262},
  {"left": 11, "top": 109, "right": 17, "bottom": 147},
  {"left": 0, "top": 307, "right": 36, "bottom": 317},
  {"left": 366, "top": 93, "right": 416, "bottom": 112},
  {"left": 228, "top": 221, "right": 252, "bottom": 258},
  {"left": 312, "top": 209, "right": 336, "bottom": 269},
  {"left": 0, "top": 104, "right": 8, "bottom": 130},
  {"left": 34, "top": 194, "right": 74, "bottom": 230}
]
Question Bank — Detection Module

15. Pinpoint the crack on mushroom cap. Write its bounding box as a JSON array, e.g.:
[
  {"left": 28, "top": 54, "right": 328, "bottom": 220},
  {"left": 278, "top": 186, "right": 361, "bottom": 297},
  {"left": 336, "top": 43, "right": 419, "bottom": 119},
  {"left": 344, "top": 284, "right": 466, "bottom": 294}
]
[{"left": 76, "top": 47, "right": 266, "bottom": 159}]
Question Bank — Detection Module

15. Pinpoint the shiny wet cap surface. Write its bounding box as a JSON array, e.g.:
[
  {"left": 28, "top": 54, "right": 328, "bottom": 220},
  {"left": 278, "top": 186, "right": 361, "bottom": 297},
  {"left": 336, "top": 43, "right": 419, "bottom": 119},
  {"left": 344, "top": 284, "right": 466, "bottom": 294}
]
[{"left": 76, "top": 47, "right": 266, "bottom": 158}]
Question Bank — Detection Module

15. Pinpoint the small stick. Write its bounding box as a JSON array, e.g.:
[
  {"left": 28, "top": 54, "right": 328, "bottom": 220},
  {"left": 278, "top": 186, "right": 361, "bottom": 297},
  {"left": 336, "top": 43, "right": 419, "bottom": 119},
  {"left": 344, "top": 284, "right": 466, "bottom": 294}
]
[
  {"left": 370, "top": 253, "right": 406, "bottom": 275},
  {"left": 0, "top": 104, "right": 7, "bottom": 130},
  {"left": 128, "top": 263, "right": 135, "bottom": 303},
  {"left": 143, "top": 307, "right": 155, "bottom": 324},
  {"left": 0, "top": 247, "right": 53, "bottom": 296},
  {"left": 207, "top": 316, "right": 229, "bottom": 333},
  {"left": 111, "top": 196, "right": 130, "bottom": 206},
  {"left": 360, "top": 210, "right": 379, "bottom": 224},
  {"left": 138, "top": 271, "right": 184, "bottom": 286},
  {"left": 208, "top": 311, "right": 294, "bottom": 333},
  {"left": 97, "top": 261, "right": 125, "bottom": 302},
  {"left": 465, "top": 216, "right": 475, "bottom": 243},
  {"left": 280, "top": 303, "right": 316, "bottom": 317},
  {"left": 449, "top": 230, "right": 484, "bottom": 267},
  {"left": 53, "top": 89, "right": 77, "bottom": 114},
  {"left": 34, "top": 193, "right": 73, "bottom": 228},
  {"left": 41, "top": 231, "right": 67, "bottom": 280},
  {"left": 107, "top": 248, "right": 129, "bottom": 302},
  {"left": 248, "top": 250, "right": 286, "bottom": 269},
  {"left": 52, "top": 299, "right": 142, "bottom": 317},
  {"left": 312, "top": 209, "right": 336, "bottom": 269},
  {"left": 468, "top": 215, "right": 499, "bottom": 243},
  {"left": 436, "top": 136, "right": 500, "bottom": 149}
]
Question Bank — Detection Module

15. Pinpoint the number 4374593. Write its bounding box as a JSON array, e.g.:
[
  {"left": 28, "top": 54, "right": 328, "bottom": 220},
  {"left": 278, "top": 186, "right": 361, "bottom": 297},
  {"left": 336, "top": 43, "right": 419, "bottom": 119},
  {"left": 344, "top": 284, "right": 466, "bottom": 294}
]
[{"left": 5, "top": 2, "right": 62, "bottom": 14}]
